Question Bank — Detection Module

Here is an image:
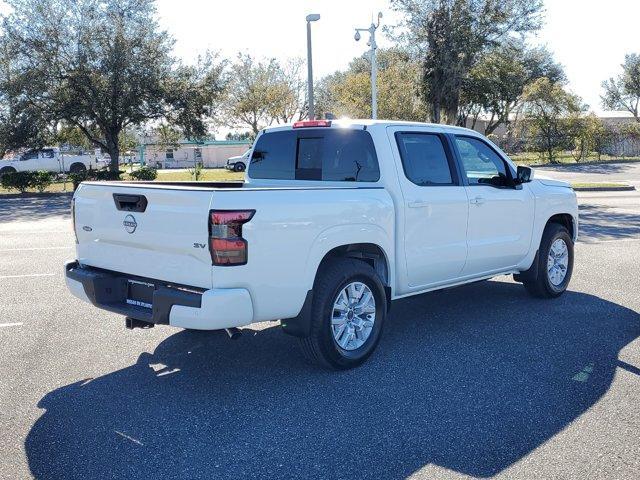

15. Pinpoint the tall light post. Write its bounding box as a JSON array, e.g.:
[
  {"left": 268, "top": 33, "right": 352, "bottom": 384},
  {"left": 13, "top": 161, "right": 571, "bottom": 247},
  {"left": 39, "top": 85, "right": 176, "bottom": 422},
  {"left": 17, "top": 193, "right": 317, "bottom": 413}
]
[
  {"left": 306, "top": 13, "right": 321, "bottom": 120},
  {"left": 354, "top": 12, "right": 382, "bottom": 119}
]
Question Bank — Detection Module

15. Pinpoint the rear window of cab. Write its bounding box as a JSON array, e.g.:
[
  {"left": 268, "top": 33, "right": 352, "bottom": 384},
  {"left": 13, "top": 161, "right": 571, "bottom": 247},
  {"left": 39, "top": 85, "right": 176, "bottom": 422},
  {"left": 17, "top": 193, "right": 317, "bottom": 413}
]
[{"left": 249, "top": 128, "right": 380, "bottom": 182}]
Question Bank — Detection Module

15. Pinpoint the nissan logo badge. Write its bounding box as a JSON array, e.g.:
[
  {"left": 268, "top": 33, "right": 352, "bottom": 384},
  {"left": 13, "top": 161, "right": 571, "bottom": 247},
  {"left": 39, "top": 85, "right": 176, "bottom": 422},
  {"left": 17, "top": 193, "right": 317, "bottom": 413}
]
[{"left": 123, "top": 214, "right": 137, "bottom": 234}]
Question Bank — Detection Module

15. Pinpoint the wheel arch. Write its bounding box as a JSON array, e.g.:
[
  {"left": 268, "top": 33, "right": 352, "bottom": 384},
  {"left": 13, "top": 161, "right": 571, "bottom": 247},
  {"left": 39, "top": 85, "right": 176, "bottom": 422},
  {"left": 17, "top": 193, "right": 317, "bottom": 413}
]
[
  {"left": 69, "top": 162, "right": 86, "bottom": 172},
  {"left": 317, "top": 243, "right": 390, "bottom": 287},
  {"left": 546, "top": 213, "right": 577, "bottom": 241},
  {"left": 283, "top": 242, "right": 392, "bottom": 338}
]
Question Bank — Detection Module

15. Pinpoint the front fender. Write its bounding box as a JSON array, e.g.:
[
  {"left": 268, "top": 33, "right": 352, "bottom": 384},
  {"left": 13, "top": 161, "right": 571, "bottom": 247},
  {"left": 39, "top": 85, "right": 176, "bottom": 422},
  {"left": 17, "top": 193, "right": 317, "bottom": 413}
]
[{"left": 517, "top": 181, "right": 579, "bottom": 271}]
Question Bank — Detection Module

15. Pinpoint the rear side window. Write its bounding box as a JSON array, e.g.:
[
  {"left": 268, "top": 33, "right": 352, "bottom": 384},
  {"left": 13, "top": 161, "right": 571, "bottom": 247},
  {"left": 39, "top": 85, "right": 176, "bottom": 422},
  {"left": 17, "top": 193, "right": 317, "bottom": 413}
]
[
  {"left": 250, "top": 129, "right": 379, "bottom": 182},
  {"left": 395, "top": 133, "right": 454, "bottom": 186}
]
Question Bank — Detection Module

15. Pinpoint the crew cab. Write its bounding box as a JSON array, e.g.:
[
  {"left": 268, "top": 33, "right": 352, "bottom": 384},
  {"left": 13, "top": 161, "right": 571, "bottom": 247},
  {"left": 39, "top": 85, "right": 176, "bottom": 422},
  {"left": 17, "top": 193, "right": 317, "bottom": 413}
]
[
  {"left": 65, "top": 120, "right": 578, "bottom": 369},
  {"left": 0, "top": 147, "right": 105, "bottom": 176}
]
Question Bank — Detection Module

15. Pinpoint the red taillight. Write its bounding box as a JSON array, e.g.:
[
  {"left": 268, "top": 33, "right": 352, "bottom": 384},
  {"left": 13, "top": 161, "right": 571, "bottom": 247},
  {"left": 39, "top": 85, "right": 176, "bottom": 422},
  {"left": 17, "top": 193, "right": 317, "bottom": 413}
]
[
  {"left": 209, "top": 210, "right": 255, "bottom": 266},
  {"left": 293, "top": 120, "right": 332, "bottom": 128}
]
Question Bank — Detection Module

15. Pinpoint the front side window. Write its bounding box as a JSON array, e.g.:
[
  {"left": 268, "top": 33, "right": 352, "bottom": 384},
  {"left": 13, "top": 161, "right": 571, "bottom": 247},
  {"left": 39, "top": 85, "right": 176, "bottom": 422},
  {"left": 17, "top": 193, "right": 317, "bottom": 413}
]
[
  {"left": 455, "top": 136, "right": 510, "bottom": 187},
  {"left": 41, "top": 149, "right": 55, "bottom": 158},
  {"left": 250, "top": 129, "right": 379, "bottom": 182},
  {"left": 395, "top": 133, "right": 454, "bottom": 186}
]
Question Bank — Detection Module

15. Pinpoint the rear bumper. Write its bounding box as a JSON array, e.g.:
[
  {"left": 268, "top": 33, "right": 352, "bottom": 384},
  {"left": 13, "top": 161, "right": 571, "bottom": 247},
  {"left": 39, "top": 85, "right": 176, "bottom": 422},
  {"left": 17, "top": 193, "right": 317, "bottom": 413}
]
[{"left": 64, "top": 261, "right": 253, "bottom": 330}]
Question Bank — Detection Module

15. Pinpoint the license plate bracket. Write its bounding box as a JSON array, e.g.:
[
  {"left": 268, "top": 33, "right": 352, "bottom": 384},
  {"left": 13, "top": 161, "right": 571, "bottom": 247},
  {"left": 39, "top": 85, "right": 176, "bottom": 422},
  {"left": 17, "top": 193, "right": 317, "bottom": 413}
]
[{"left": 126, "top": 280, "right": 154, "bottom": 309}]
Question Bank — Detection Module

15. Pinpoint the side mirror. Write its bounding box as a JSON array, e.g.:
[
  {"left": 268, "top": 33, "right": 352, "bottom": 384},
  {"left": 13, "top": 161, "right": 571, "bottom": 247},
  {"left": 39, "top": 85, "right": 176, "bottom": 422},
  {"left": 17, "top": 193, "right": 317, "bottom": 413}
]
[{"left": 516, "top": 165, "right": 532, "bottom": 184}]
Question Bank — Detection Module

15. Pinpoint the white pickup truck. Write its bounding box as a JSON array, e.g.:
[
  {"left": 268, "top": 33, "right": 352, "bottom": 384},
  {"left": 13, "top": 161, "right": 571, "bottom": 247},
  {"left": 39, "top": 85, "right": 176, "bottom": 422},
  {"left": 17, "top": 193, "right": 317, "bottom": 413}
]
[
  {"left": 0, "top": 147, "right": 105, "bottom": 175},
  {"left": 65, "top": 120, "right": 578, "bottom": 369}
]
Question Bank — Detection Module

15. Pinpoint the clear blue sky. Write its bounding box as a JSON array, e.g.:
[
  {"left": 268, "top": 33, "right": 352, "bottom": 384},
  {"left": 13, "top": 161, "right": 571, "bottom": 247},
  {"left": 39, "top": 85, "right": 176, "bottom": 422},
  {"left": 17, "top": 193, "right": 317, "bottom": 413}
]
[{"left": 156, "top": 0, "right": 639, "bottom": 113}]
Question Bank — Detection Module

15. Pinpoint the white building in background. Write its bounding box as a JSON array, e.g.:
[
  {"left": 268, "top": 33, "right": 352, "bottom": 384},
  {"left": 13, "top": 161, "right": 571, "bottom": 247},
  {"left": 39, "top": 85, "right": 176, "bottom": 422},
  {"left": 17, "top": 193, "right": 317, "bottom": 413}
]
[{"left": 137, "top": 139, "right": 251, "bottom": 169}]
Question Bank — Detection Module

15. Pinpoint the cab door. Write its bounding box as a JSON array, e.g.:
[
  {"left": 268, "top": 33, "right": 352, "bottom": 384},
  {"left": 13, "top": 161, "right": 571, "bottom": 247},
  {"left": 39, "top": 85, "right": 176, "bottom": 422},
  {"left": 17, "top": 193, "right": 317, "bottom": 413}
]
[
  {"left": 18, "top": 149, "right": 39, "bottom": 171},
  {"left": 451, "top": 135, "right": 534, "bottom": 275},
  {"left": 39, "top": 149, "right": 61, "bottom": 172},
  {"left": 387, "top": 127, "right": 469, "bottom": 291}
]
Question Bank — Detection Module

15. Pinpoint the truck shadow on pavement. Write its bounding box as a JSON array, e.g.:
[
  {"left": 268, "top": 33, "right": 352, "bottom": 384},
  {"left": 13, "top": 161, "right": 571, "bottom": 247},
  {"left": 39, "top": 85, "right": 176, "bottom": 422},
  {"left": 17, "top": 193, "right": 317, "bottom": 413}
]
[{"left": 25, "top": 281, "right": 640, "bottom": 479}]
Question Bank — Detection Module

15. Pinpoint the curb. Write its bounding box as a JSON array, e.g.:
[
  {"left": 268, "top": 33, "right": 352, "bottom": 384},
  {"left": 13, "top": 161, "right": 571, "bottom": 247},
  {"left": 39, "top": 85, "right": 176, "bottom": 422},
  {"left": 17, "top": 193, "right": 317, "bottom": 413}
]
[
  {"left": 572, "top": 185, "right": 636, "bottom": 192},
  {"left": 0, "top": 191, "right": 74, "bottom": 200}
]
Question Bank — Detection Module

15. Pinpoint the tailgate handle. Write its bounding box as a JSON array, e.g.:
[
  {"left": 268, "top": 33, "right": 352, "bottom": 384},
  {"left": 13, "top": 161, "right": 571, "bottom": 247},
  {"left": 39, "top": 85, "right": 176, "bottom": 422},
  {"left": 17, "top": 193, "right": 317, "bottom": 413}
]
[{"left": 113, "top": 194, "right": 148, "bottom": 212}]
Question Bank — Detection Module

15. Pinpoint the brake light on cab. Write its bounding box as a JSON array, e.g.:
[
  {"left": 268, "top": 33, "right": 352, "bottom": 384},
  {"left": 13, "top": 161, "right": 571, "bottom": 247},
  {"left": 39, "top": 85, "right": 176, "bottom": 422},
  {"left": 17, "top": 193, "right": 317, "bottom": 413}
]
[
  {"left": 209, "top": 210, "right": 255, "bottom": 266},
  {"left": 292, "top": 120, "right": 332, "bottom": 128}
]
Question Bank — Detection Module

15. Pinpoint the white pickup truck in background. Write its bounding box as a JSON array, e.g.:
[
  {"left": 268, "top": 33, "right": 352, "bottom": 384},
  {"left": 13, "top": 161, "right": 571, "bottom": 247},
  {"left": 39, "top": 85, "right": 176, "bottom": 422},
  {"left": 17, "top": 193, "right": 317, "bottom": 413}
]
[
  {"left": 65, "top": 120, "right": 578, "bottom": 369},
  {"left": 224, "top": 149, "right": 250, "bottom": 172},
  {"left": 0, "top": 147, "right": 106, "bottom": 175}
]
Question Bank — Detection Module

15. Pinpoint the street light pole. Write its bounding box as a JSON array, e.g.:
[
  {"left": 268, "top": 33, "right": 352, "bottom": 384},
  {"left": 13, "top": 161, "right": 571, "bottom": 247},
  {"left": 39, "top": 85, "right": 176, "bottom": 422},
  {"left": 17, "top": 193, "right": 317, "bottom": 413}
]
[
  {"left": 306, "top": 14, "right": 321, "bottom": 120},
  {"left": 355, "top": 12, "right": 382, "bottom": 120}
]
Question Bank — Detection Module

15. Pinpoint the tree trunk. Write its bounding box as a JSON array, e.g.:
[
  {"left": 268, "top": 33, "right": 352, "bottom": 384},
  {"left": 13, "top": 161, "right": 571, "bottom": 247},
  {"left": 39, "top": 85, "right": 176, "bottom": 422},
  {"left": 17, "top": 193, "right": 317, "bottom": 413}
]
[
  {"left": 106, "top": 134, "right": 120, "bottom": 173},
  {"left": 444, "top": 105, "right": 458, "bottom": 125},
  {"left": 430, "top": 101, "right": 441, "bottom": 123}
]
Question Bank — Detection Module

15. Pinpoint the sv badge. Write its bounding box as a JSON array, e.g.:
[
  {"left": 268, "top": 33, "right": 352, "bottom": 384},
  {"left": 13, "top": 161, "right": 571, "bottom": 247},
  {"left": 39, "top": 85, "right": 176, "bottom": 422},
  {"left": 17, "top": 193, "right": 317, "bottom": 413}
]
[{"left": 193, "top": 243, "right": 206, "bottom": 249}]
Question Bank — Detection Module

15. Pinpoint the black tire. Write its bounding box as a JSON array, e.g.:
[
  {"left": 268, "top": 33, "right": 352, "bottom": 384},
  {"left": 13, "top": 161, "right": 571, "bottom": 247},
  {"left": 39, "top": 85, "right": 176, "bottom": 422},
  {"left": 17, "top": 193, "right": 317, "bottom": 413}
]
[
  {"left": 299, "top": 258, "right": 387, "bottom": 370},
  {"left": 522, "top": 223, "right": 574, "bottom": 298},
  {"left": 0, "top": 166, "right": 17, "bottom": 177},
  {"left": 69, "top": 163, "right": 86, "bottom": 173},
  {"left": 233, "top": 162, "right": 245, "bottom": 172}
]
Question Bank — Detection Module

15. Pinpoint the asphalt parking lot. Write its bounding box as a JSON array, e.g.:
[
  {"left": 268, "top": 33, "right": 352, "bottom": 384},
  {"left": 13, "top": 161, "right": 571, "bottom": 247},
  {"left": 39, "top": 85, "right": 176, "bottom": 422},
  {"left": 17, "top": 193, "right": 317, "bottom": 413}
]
[{"left": 1, "top": 187, "right": 639, "bottom": 479}]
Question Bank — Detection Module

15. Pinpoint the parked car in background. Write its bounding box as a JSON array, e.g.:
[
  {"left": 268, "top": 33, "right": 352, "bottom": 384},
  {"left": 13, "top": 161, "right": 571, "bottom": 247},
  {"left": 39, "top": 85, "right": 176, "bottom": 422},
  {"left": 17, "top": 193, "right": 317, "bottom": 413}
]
[
  {"left": 225, "top": 149, "right": 250, "bottom": 172},
  {"left": 0, "top": 148, "right": 107, "bottom": 176},
  {"left": 65, "top": 120, "right": 578, "bottom": 370}
]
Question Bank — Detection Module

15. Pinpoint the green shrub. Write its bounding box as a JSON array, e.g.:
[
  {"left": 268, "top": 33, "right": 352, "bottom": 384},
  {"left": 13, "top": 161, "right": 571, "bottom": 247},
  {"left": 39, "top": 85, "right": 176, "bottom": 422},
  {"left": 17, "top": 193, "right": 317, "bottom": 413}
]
[
  {"left": 189, "top": 162, "right": 203, "bottom": 181},
  {"left": 129, "top": 166, "right": 158, "bottom": 181},
  {"left": 1, "top": 171, "right": 33, "bottom": 193},
  {"left": 31, "top": 171, "right": 54, "bottom": 192},
  {"left": 70, "top": 168, "right": 122, "bottom": 190}
]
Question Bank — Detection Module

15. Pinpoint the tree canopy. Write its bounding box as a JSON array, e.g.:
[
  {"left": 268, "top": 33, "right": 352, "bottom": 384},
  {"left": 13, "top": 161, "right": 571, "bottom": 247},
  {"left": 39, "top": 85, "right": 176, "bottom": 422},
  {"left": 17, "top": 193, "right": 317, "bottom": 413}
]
[
  {"left": 518, "top": 77, "right": 584, "bottom": 163},
  {"left": 460, "top": 42, "right": 565, "bottom": 134},
  {"left": 316, "top": 48, "right": 426, "bottom": 121},
  {"left": 223, "top": 54, "right": 306, "bottom": 135},
  {"left": 1, "top": 0, "right": 225, "bottom": 169},
  {"left": 390, "top": 0, "right": 544, "bottom": 124},
  {"left": 601, "top": 54, "right": 640, "bottom": 122}
]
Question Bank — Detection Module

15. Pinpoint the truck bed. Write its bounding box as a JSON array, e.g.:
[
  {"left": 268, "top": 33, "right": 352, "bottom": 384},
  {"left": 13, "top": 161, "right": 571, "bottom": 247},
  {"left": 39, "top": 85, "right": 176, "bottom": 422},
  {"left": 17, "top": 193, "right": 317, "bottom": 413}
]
[{"left": 74, "top": 181, "right": 394, "bottom": 323}]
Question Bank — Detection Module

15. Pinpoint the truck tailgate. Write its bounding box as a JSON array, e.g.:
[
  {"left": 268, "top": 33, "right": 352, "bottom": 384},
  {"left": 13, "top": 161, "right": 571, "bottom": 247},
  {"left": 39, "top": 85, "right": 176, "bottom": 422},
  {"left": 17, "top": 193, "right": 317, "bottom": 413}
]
[{"left": 73, "top": 183, "right": 215, "bottom": 289}]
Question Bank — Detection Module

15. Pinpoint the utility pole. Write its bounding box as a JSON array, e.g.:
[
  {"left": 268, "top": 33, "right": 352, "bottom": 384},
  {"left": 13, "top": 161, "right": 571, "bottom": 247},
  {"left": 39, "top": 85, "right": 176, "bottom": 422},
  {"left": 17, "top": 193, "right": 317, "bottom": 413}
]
[
  {"left": 354, "top": 12, "right": 383, "bottom": 119},
  {"left": 305, "top": 14, "right": 321, "bottom": 120}
]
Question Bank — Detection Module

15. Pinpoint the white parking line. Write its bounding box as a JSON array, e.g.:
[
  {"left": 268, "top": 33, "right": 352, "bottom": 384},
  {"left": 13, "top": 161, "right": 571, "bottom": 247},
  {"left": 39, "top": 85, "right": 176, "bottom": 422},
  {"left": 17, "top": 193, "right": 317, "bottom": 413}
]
[
  {"left": 115, "top": 430, "right": 144, "bottom": 446},
  {"left": 0, "top": 322, "right": 23, "bottom": 328},
  {"left": 0, "top": 247, "right": 71, "bottom": 252},
  {"left": 0, "top": 273, "right": 56, "bottom": 279}
]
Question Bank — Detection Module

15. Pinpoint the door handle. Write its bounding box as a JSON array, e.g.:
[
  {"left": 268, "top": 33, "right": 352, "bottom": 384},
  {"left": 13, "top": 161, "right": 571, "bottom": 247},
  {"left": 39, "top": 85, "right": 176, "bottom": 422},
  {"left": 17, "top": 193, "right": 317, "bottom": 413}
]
[
  {"left": 470, "top": 196, "right": 486, "bottom": 205},
  {"left": 408, "top": 200, "right": 429, "bottom": 208}
]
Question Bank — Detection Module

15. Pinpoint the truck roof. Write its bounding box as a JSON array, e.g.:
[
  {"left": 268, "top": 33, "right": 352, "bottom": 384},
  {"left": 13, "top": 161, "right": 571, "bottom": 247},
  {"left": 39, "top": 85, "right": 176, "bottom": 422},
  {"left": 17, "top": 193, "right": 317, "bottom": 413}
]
[{"left": 262, "top": 119, "right": 480, "bottom": 136}]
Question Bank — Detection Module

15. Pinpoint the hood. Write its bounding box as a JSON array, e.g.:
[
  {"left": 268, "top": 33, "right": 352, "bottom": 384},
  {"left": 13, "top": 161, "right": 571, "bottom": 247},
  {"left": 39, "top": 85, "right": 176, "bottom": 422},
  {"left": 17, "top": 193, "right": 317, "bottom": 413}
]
[{"left": 533, "top": 172, "right": 572, "bottom": 189}]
